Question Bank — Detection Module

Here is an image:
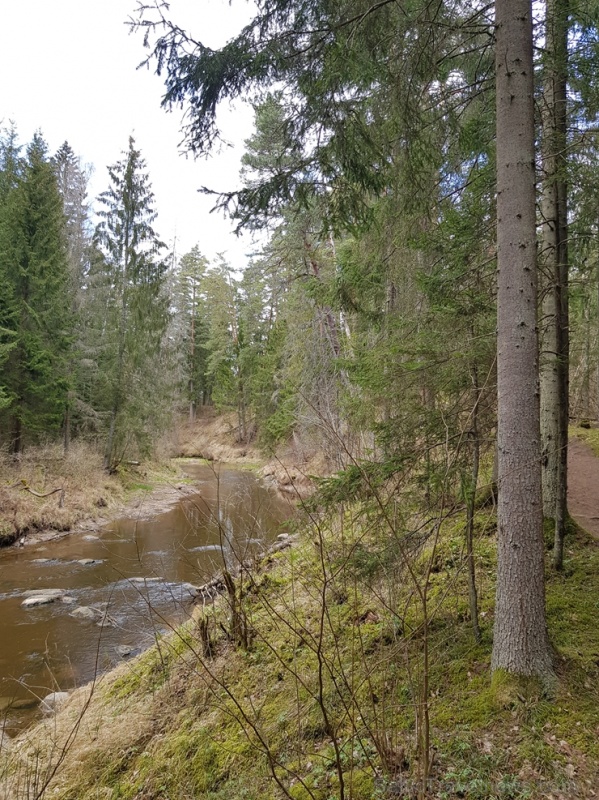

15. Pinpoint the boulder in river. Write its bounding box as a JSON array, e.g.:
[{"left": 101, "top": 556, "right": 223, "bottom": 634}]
[
  {"left": 0, "top": 697, "right": 14, "bottom": 712},
  {"left": 129, "top": 576, "right": 163, "bottom": 584},
  {"left": 61, "top": 596, "right": 77, "bottom": 605},
  {"left": 77, "top": 558, "right": 100, "bottom": 566},
  {"left": 116, "top": 645, "right": 136, "bottom": 658},
  {"left": 190, "top": 544, "right": 223, "bottom": 553},
  {"left": 70, "top": 606, "right": 97, "bottom": 621},
  {"left": 180, "top": 582, "right": 201, "bottom": 597},
  {"left": 22, "top": 595, "right": 57, "bottom": 608},
  {"left": 40, "top": 691, "right": 69, "bottom": 714}
]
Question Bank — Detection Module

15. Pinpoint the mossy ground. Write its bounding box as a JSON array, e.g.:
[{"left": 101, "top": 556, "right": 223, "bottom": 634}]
[
  {"left": 1, "top": 500, "right": 598, "bottom": 799},
  {"left": 571, "top": 423, "right": 599, "bottom": 457}
]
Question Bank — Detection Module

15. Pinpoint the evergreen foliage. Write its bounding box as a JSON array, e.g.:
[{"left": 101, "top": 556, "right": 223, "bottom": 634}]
[
  {"left": 0, "top": 128, "right": 73, "bottom": 452},
  {"left": 172, "top": 245, "right": 211, "bottom": 418},
  {"left": 91, "top": 136, "right": 170, "bottom": 470}
]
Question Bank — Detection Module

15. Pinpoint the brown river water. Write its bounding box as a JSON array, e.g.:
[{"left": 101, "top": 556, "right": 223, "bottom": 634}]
[{"left": 0, "top": 462, "right": 293, "bottom": 734}]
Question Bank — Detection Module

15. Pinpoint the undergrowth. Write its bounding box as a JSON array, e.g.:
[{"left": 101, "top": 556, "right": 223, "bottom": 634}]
[{"left": 1, "top": 498, "right": 598, "bottom": 800}]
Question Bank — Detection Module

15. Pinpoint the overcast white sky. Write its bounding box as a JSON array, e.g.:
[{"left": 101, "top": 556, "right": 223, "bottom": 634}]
[{"left": 0, "top": 0, "right": 260, "bottom": 268}]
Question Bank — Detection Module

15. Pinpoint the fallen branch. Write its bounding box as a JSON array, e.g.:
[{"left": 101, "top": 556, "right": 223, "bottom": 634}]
[{"left": 18, "top": 481, "right": 65, "bottom": 507}]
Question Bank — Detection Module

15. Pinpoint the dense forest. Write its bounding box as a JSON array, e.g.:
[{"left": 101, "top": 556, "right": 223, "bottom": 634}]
[{"left": 3, "top": 0, "right": 599, "bottom": 797}]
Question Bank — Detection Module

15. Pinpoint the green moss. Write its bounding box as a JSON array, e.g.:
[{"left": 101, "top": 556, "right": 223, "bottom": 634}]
[
  {"left": 570, "top": 424, "right": 599, "bottom": 456},
  {"left": 490, "top": 670, "right": 547, "bottom": 708},
  {"left": 108, "top": 645, "right": 170, "bottom": 699}
]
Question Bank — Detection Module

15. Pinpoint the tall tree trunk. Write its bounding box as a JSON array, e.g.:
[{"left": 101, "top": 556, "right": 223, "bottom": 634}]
[
  {"left": 596, "top": 225, "right": 599, "bottom": 416},
  {"left": 11, "top": 411, "right": 22, "bottom": 456},
  {"left": 583, "top": 300, "right": 592, "bottom": 419},
  {"left": 466, "top": 361, "right": 481, "bottom": 643},
  {"left": 104, "top": 410, "right": 118, "bottom": 472},
  {"left": 104, "top": 232, "right": 130, "bottom": 472},
  {"left": 540, "top": 0, "right": 569, "bottom": 569},
  {"left": 492, "top": 0, "right": 553, "bottom": 680},
  {"left": 554, "top": 36, "right": 569, "bottom": 569},
  {"left": 238, "top": 371, "right": 247, "bottom": 443}
]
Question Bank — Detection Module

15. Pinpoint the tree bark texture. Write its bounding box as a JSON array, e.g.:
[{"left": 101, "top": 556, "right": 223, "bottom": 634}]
[
  {"left": 492, "top": 0, "right": 553, "bottom": 679},
  {"left": 554, "top": 0, "right": 569, "bottom": 569},
  {"left": 539, "top": 0, "right": 569, "bottom": 546}
]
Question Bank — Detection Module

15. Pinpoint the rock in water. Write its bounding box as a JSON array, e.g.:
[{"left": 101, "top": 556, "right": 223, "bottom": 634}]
[
  {"left": 40, "top": 691, "right": 69, "bottom": 714},
  {"left": 180, "top": 583, "right": 201, "bottom": 597},
  {"left": 22, "top": 595, "right": 57, "bottom": 608},
  {"left": 70, "top": 606, "right": 97, "bottom": 620}
]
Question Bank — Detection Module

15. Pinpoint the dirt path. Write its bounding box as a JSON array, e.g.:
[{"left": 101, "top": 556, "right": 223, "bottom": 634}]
[{"left": 568, "top": 437, "right": 599, "bottom": 539}]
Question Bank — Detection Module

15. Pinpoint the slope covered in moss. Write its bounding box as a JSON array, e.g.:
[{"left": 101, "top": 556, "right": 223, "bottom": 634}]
[{"left": 1, "top": 502, "right": 598, "bottom": 800}]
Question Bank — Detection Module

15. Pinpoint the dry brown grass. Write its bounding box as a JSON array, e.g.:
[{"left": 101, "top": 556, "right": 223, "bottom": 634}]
[
  {"left": 0, "top": 442, "right": 125, "bottom": 545},
  {"left": 174, "top": 408, "right": 263, "bottom": 463},
  {"left": 0, "top": 662, "right": 155, "bottom": 800},
  {"left": 174, "top": 409, "right": 332, "bottom": 499},
  {"left": 0, "top": 412, "right": 332, "bottom": 546}
]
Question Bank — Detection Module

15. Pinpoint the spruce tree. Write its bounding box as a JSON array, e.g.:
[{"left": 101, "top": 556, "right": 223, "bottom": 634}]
[
  {"left": 0, "top": 130, "right": 72, "bottom": 452},
  {"left": 172, "top": 245, "right": 211, "bottom": 420},
  {"left": 137, "top": 0, "right": 557, "bottom": 682},
  {"left": 0, "top": 125, "right": 21, "bottom": 416},
  {"left": 492, "top": 0, "right": 553, "bottom": 681},
  {"left": 93, "top": 136, "right": 169, "bottom": 470}
]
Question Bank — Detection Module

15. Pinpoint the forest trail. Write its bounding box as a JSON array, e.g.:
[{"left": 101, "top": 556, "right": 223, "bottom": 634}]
[{"left": 568, "top": 437, "right": 599, "bottom": 539}]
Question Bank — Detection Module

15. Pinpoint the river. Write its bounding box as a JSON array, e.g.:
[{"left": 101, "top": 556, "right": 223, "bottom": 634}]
[{"left": 0, "top": 462, "right": 293, "bottom": 734}]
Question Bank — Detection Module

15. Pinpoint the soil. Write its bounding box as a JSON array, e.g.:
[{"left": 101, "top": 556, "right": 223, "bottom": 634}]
[{"left": 568, "top": 437, "right": 599, "bottom": 539}]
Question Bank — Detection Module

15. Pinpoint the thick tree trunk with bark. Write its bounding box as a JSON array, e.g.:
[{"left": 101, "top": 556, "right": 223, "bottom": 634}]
[
  {"left": 492, "top": 0, "right": 553, "bottom": 680},
  {"left": 539, "top": 0, "right": 569, "bottom": 570},
  {"left": 63, "top": 393, "right": 72, "bottom": 456},
  {"left": 189, "top": 282, "right": 196, "bottom": 424},
  {"left": 554, "top": 0, "right": 569, "bottom": 570}
]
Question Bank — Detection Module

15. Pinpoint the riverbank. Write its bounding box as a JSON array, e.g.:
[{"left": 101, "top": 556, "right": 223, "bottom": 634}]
[
  {"left": 174, "top": 409, "right": 328, "bottom": 498},
  {"left": 1, "top": 498, "right": 598, "bottom": 799},
  {"left": 0, "top": 441, "right": 194, "bottom": 548},
  {"left": 0, "top": 459, "right": 293, "bottom": 745},
  {"left": 0, "top": 411, "right": 326, "bottom": 549}
]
